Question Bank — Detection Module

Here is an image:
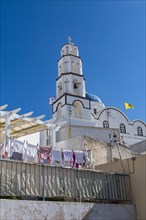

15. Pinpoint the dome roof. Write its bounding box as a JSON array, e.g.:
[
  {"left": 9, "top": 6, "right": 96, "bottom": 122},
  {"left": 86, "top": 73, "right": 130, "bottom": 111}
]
[{"left": 86, "top": 92, "right": 102, "bottom": 103}]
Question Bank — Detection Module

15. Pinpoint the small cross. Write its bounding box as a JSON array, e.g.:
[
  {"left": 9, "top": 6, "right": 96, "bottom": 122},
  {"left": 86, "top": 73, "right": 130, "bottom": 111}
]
[{"left": 67, "top": 36, "right": 72, "bottom": 43}]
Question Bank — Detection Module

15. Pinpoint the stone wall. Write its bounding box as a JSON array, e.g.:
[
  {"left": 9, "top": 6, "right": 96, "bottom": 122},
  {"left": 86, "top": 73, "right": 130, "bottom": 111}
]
[
  {"left": 55, "top": 135, "right": 134, "bottom": 167},
  {"left": 95, "top": 154, "right": 146, "bottom": 220}
]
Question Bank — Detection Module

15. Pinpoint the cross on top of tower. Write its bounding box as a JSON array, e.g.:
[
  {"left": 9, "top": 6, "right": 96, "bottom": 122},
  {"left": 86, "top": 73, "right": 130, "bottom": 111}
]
[{"left": 67, "top": 36, "right": 72, "bottom": 43}]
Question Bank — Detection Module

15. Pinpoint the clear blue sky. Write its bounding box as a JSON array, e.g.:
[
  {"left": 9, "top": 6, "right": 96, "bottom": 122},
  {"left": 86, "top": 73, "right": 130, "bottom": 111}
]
[{"left": 1, "top": 0, "right": 145, "bottom": 122}]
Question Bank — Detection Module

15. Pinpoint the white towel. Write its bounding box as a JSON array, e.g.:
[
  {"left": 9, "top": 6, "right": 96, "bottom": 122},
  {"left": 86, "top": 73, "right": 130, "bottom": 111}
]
[
  {"left": 11, "top": 140, "right": 25, "bottom": 156},
  {"left": 25, "top": 143, "right": 38, "bottom": 163}
]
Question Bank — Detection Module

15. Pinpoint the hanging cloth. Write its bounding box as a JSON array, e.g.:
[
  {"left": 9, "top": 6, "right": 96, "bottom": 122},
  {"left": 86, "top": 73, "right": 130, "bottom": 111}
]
[
  {"left": 10, "top": 139, "right": 25, "bottom": 160},
  {"left": 63, "top": 150, "right": 73, "bottom": 167},
  {"left": 75, "top": 151, "right": 85, "bottom": 165},
  {"left": 0, "top": 144, "right": 5, "bottom": 158},
  {"left": 38, "top": 146, "right": 52, "bottom": 165},
  {"left": 51, "top": 149, "right": 62, "bottom": 165},
  {"left": 25, "top": 143, "right": 38, "bottom": 163}
]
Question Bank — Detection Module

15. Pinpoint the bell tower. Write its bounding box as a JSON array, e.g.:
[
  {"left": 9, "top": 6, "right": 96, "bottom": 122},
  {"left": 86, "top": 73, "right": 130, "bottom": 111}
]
[
  {"left": 50, "top": 38, "right": 105, "bottom": 143},
  {"left": 52, "top": 38, "right": 91, "bottom": 125},
  {"left": 56, "top": 37, "right": 86, "bottom": 99}
]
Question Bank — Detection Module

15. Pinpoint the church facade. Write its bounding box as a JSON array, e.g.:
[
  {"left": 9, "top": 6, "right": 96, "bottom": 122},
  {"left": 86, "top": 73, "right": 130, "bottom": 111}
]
[{"left": 51, "top": 40, "right": 146, "bottom": 146}]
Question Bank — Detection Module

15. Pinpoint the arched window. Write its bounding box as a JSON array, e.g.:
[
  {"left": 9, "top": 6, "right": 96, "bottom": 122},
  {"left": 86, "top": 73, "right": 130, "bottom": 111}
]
[
  {"left": 137, "top": 126, "right": 143, "bottom": 136},
  {"left": 61, "top": 49, "right": 64, "bottom": 56},
  {"left": 64, "top": 78, "right": 69, "bottom": 93},
  {"left": 73, "top": 79, "right": 80, "bottom": 96},
  {"left": 66, "top": 46, "right": 69, "bottom": 54},
  {"left": 56, "top": 103, "right": 62, "bottom": 119},
  {"left": 58, "top": 82, "right": 62, "bottom": 97},
  {"left": 73, "top": 101, "right": 83, "bottom": 119},
  {"left": 120, "top": 123, "right": 126, "bottom": 133},
  {"left": 72, "top": 47, "right": 76, "bottom": 56},
  {"left": 103, "top": 120, "right": 109, "bottom": 128}
]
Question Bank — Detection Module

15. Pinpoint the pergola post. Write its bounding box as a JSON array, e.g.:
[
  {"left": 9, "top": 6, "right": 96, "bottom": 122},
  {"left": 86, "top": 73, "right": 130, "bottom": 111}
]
[{"left": 5, "top": 112, "right": 11, "bottom": 149}]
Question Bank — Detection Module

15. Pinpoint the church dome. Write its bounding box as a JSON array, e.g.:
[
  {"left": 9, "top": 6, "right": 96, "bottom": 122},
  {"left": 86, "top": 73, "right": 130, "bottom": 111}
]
[{"left": 86, "top": 92, "right": 102, "bottom": 103}]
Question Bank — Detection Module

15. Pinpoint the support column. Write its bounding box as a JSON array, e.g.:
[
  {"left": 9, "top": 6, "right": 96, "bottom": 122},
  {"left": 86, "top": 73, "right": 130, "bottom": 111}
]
[{"left": 5, "top": 113, "right": 11, "bottom": 155}]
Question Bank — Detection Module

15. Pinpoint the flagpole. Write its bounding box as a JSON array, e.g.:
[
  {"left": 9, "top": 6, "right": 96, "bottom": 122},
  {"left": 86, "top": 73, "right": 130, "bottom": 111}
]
[
  {"left": 48, "top": 103, "right": 50, "bottom": 119},
  {"left": 49, "top": 96, "right": 56, "bottom": 119},
  {"left": 48, "top": 96, "right": 50, "bottom": 119},
  {"left": 48, "top": 97, "right": 50, "bottom": 119}
]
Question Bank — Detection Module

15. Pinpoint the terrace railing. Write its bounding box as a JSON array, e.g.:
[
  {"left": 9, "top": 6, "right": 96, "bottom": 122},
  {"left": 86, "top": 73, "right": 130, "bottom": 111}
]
[{"left": 0, "top": 159, "right": 131, "bottom": 203}]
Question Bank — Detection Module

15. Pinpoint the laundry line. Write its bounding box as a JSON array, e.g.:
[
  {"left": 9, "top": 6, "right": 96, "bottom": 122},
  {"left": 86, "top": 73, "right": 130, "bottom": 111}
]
[{"left": 0, "top": 139, "right": 92, "bottom": 169}]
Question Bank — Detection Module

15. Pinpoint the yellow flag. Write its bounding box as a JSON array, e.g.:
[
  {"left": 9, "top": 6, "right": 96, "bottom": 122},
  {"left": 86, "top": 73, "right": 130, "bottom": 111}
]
[{"left": 124, "top": 102, "right": 134, "bottom": 109}]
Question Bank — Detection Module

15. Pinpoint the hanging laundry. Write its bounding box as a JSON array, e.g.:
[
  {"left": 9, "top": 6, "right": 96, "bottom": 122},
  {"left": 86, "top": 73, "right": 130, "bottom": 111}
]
[
  {"left": 51, "top": 149, "right": 62, "bottom": 165},
  {"left": 38, "top": 146, "right": 52, "bottom": 165},
  {"left": 61, "top": 150, "right": 64, "bottom": 165},
  {"left": 10, "top": 152, "right": 23, "bottom": 160},
  {"left": 63, "top": 150, "right": 73, "bottom": 167},
  {"left": 0, "top": 144, "right": 5, "bottom": 158},
  {"left": 11, "top": 140, "right": 25, "bottom": 153},
  {"left": 75, "top": 151, "right": 85, "bottom": 166},
  {"left": 2, "top": 152, "right": 8, "bottom": 159},
  {"left": 72, "top": 151, "right": 76, "bottom": 168},
  {"left": 83, "top": 150, "right": 92, "bottom": 168},
  {"left": 1, "top": 145, "right": 8, "bottom": 159},
  {"left": 25, "top": 143, "right": 38, "bottom": 163},
  {"left": 10, "top": 139, "right": 25, "bottom": 159}
]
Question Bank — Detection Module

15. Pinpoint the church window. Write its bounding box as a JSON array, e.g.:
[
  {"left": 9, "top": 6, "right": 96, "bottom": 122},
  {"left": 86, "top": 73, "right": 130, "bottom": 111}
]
[
  {"left": 66, "top": 46, "right": 68, "bottom": 54},
  {"left": 58, "top": 65, "right": 62, "bottom": 75},
  {"left": 58, "top": 82, "right": 62, "bottom": 97},
  {"left": 65, "top": 60, "right": 68, "bottom": 72},
  {"left": 94, "top": 109, "right": 97, "bottom": 114},
  {"left": 72, "top": 61, "right": 76, "bottom": 72},
  {"left": 58, "top": 83, "right": 62, "bottom": 89},
  {"left": 120, "top": 123, "right": 126, "bottom": 133},
  {"left": 73, "top": 101, "right": 83, "bottom": 119},
  {"left": 73, "top": 80, "right": 80, "bottom": 95},
  {"left": 61, "top": 50, "right": 64, "bottom": 56},
  {"left": 64, "top": 79, "right": 69, "bottom": 93},
  {"left": 56, "top": 103, "right": 62, "bottom": 119},
  {"left": 103, "top": 120, "right": 109, "bottom": 128},
  {"left": 74, "top": 82, "right": 78, "bottom": 89},
  {"left": 137, "top": 126, "right": 143, "bottom": 136}
]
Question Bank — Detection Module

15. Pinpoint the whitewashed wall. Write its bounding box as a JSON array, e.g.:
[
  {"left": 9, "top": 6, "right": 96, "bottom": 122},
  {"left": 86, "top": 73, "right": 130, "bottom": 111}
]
[
  {"left": 18, "top": 132, "right": 40, "bottom": 145},
  {"left": 93, "top": 107, "right": 146, "bottom": 145},
  {"left": 58, "top": 125, "right": 119, "bottom": 143},
  {"left": 55, "top": 135, "right": 134, "bottom": 167},
  {"left": 0, "top": 200, "right": 136, "bottom": 220}
]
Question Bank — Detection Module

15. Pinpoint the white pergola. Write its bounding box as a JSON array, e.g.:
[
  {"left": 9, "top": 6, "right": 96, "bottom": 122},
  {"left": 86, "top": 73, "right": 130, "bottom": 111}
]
[{"left": 0, "top": 104, "right": 66, "bottom": 148}]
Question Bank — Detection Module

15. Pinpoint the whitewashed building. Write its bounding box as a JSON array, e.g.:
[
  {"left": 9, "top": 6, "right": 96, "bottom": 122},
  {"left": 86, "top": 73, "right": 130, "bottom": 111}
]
[
  {"left": 49, "top": 39, "right": 146, "bottom": 146},
  {"left": 2, "top": 39, "right": 144, "bottom": 148}
]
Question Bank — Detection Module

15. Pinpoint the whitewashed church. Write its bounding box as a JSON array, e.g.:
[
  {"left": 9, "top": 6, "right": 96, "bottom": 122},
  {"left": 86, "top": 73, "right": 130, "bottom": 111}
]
[
  {"left": 10, "top": 38, "right": 145, "bottom": 149},
  {"left": 0, "top": 38, "right": 146, "bottom": 166},
  {"left": 1, "top": 39, "right": 145, "bottom": 220},
  {"left": 43, "top": 39, "right": 145, "bottom": 147}
]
